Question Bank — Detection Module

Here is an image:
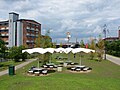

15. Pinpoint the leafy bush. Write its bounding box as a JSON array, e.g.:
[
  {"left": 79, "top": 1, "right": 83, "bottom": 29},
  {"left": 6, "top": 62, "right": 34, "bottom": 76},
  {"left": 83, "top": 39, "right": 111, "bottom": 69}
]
[{"left": 105, "top": 40, "right": 120, "bottom": 57}]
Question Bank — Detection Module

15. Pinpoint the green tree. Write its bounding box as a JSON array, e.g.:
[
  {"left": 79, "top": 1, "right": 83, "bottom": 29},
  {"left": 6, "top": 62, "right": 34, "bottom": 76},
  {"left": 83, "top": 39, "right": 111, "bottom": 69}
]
[
  {"left": 35, "top": 30, "right": 52, "bottom": 67},
  {"left": 80, "top": 40, "right": 85, "bottom": 48},
  {"left": 52, "top": 42, "right": 56, "bottom": 48},
  {"left": 105, "top": 40, "right": 120, "bottom": 57},
  {"left": 0, "top": 39, "right": 7, "bottom": 59},
  {"left": 42, "top": 30, "right": 52, "bottom": 64},
  {"left": 8, "top": 46, "right": 27, "bottom": 62},
  {"left": 60, "top": 42, "right": 63, "bottom": 47},
  {"left": 89, "top": 39, "right": 96, "bottom": 50},
  {"left": 35, "top": 34, "right": 44, "bottom": 48},
  {"left": 96, "top": 37, "right": 104, "bottom": 61}
]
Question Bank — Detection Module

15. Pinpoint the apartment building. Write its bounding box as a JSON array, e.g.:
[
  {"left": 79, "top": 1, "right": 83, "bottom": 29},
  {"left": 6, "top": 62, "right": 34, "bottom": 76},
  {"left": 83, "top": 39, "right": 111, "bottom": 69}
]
[
  {"left": 0, "top": 12, "right": 41, "bottom": 48},
  {"left": 105, "top": 30, "right": 120, "bottom": 41}
]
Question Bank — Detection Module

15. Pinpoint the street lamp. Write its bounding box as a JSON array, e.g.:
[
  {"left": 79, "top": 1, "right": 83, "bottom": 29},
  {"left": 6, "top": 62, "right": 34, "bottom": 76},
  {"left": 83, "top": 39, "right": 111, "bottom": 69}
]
[
  {"left": 66, "top": 32, "right": 71, "bottom": 61},
  {"left": 66, "top": 32, "right": 71, "bottom": 47},
  {"left": 103, "top": 24, "right": 109, "bottom": 60}
]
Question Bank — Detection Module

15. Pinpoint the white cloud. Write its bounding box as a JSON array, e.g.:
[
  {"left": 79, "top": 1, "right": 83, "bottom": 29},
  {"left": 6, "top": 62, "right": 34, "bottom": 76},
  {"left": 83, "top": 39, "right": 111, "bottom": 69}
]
[{"left": 0, "top": 0, "right": 120, "bottom": 43}]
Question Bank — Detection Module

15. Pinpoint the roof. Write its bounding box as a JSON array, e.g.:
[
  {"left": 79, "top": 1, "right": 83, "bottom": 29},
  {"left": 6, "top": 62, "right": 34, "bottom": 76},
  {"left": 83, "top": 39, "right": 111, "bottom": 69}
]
[
  {"left": 0, "top": 20, "right": 8, "bottom": 23},
  {"left": 9, "top": 12, "right": 19, "bottom": 16},
  {"left": 0, "top": 20, "right": 9, "bottom": 25},
  {"left": 17, "top": 19, "right": 41, "bottom": 25},
  {"left": 104, "top": 37, "right": 119, "bottom": 41}
]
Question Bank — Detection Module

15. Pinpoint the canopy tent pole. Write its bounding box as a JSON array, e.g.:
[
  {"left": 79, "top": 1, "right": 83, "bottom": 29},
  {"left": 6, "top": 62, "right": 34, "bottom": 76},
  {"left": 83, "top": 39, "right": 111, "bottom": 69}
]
[
  {"left": 38, "top": 59, "right": 40, "bottom": 68},
  {"left": 49, "top": 54, "right": 52, "bottom": 63},
  {"left": 79, "top": 53, "right": 82, "bottom": 66}
]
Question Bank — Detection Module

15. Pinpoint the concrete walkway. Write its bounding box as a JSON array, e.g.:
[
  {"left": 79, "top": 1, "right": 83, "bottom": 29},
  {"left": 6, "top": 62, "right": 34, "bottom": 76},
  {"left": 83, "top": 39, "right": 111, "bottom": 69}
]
[
  {"left": 106, "top": 54, "right": 120, "bottom": 65},
  {"left": 0, "top": 59, "right": 37, "bottom": 76}
]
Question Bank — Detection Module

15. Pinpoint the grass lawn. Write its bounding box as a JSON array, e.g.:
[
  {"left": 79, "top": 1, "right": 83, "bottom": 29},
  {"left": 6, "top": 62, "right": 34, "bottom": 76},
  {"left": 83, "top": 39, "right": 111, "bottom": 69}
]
[
  {"left": 0, "top": 60, "right": 23, "bottom": 71},
  {"left": 0, "top": 53, "right": 120, "bottom": 90}
]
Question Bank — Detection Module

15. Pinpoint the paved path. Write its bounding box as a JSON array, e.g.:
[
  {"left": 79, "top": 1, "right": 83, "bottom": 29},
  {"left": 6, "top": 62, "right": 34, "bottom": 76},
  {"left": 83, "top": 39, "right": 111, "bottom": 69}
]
[
  {"left": 106, "top": 54, "right": 120, "bottom": 65},
  {"left": 0, "top": 59, "right": 37, "bottom": 76}
]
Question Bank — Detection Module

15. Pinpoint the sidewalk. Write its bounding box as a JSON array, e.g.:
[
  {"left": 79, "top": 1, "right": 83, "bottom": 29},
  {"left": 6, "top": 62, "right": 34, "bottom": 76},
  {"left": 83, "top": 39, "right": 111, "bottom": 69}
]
[
  {"left": 106, "top": 54, "right": 120, "bottom": 65},
  {"left": 0, "top": 59, "right": 37, "bottom": 76}
]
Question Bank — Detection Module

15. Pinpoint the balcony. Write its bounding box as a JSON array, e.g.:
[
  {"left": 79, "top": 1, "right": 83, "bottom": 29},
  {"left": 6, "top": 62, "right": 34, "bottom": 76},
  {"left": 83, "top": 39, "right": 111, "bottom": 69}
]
[
  {"left": 26, "top": 40, "right": 34, "bottom": 43},
  {"left": 31, "top": 28, "right": 35, "bottom": 30},
  {"left": 1, "top": 34, "right": 8, "bottom": 36},
  {"left": 31, "top": 34, "right": 35, "bottom": 36},
  {"left": 26, "top": 33, "right": 30, "bottom": 36},
  {"left": 27, "top": 26, "right": 30, "bottom": 29},
  {"left": 6, "top": 27, "right": 9, "bottom": 29},
  {"left": 36, "top": 29, "right": 39, "bottom": 31},
  {"left": 5, "top": 40, "right": 9, "bottom": 43},
  {"left": 26, "top": 40, "right": 30, "bottom": 43},
  {"left": 1, "top": 27, "right": 5, "bottom": 30}
]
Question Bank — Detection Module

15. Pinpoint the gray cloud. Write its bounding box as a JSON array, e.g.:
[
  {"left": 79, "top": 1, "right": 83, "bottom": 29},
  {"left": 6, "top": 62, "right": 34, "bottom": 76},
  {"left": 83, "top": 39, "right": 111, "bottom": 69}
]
[{"left": 0, "top": 0, "right": 120, "bottom": 43}]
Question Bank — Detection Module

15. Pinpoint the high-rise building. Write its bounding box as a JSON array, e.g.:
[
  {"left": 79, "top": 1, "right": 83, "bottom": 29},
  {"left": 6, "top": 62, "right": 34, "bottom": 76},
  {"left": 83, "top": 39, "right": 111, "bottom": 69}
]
[{"left": 0, "top": 12, "right": 41, "bottom": 48}]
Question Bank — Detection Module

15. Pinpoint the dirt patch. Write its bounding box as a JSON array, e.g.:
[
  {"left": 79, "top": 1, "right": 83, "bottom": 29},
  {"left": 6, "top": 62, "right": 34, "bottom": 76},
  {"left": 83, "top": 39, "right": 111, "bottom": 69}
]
[
  {"left": 26, "top": 73, "right": 50, "bottom": 76},
  {"left": 67, "top": 70, "right": 91, "bottom": 73}
]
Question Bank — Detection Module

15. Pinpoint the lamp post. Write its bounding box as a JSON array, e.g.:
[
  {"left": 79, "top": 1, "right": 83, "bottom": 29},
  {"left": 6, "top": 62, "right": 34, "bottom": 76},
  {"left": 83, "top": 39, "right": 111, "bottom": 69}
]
[
  {"left": 103, "top": 24, "right": 108, "bottom": 60},
  {"left": 66, "top": 32, "right": 71, "bottom": 61},
  {"left": 66, "top": 32, "right": 71, "bottom": 45}
]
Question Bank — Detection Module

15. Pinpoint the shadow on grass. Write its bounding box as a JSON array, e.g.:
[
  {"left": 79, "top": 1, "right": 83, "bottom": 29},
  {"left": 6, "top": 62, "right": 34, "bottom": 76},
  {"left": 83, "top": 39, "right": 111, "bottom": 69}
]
[
  {"left": 48, "top": 70, "right": 56, "bottom": 73},
  {"left": 0, "top": 64, "right": 9, "bottom": 67}
]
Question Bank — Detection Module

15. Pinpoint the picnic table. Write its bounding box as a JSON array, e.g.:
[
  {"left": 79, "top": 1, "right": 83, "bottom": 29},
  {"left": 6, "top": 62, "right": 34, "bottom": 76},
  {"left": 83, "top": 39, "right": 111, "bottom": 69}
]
[
  {"left": 70, "top": 65, "right": 92, "bottom": 71},
  {"left": 28, "top": 67, "right": 48, "bottom": 76}
]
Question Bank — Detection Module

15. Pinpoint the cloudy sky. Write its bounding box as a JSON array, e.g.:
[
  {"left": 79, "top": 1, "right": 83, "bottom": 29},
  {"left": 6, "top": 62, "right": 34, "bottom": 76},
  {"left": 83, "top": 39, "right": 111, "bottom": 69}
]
[{"left": 0, "top": 0, "right": 120, "bottom": 43}]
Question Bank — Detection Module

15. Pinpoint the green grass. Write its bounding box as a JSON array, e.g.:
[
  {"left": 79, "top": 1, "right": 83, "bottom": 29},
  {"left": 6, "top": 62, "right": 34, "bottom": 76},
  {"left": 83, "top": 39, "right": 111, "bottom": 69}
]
[
  {"left": 0, "top": 60, "right": 23, "bottom": 71},
  {"left": 0, "top": 53, "right": 120, "bottom": 90}
]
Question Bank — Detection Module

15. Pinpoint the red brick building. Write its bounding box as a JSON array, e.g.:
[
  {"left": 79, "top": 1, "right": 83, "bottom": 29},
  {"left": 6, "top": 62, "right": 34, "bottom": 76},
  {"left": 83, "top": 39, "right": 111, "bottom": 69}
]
[{"left": 0, "top": 12, "right": 41, "bottom": 48}]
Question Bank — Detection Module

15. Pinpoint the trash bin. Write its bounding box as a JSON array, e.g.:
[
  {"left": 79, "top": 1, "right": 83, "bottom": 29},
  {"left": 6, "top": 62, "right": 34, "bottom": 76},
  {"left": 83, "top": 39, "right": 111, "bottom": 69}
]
[
  {"left": 57, "top": 65, "right": 62, "bottom": 72},
  {"left": 8, "top": 65, "right": 15, "bottom": 76}
]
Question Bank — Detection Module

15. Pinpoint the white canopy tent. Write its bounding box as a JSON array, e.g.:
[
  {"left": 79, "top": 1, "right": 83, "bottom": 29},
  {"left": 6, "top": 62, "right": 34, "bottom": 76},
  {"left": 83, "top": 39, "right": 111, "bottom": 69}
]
[{"left": 22, "top": 48, "right": 95, "bottom": 66}]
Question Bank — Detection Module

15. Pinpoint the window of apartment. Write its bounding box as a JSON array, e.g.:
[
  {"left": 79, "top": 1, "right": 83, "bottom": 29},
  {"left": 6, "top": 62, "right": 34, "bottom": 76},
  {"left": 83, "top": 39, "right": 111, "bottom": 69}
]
[
  {"left": 31, "top": 24, "right": 35, "bottom": 27},
  {"left": 31, "top": 27, "right": 34, "bottom": 30},
  {"left": 6, "top": 27, "right": 9, "bottom": 29},
  {"left": 26, "top": 22, "right": 30, "bottom": 26}
]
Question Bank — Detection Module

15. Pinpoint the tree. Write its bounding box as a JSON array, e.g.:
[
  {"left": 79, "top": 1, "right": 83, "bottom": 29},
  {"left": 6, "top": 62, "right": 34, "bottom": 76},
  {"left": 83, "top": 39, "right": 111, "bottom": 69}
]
[
  {"left": 52, "top": 42, "right": 56, "bottom": 48},
  {"left": 43, "top": 36, "right": 52, "bottom": 48},
  {"left": 89, "top": 39, "right": 96, "bottom": 50},
  {"left": 8, "top": 46, "right": 27, "bottom": 62},
  {"left": 80, "top": 40, "right": 85, "bottom": 48},
  {"left": 0, "top": 39, "right": 7, "bottom": 59},
  {"left": 96, "top": 37, "right": 104, "bottom": 61},
  {"left": 42, "top": 30, "right": 52, "bottom": 64},
  {"left": 60, "top": 42, "right": 63, "bottom": 47},
  {"left": 105, "top": 40, "right": 120, "bottom": 57},
  {"left": 35, "top": 30, "right": 52, "bottom": 67},
  {"left": 35, "top": 34, "right": 44, "bottom": 48}
]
